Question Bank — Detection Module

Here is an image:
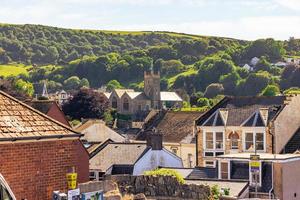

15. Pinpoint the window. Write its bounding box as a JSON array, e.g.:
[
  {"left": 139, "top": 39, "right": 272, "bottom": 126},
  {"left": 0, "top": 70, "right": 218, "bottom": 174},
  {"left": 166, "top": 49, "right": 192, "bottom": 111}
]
[
  {"left": 204, "top": 131, "right": 224, "bottom": 150},
  {"left": 205, "top": 132, "right": 214, "bottom": 149},
  {"left": 229, "top": 132, "right": 239, "bottom": 149},
  {"left": 171, "top": 147, "right": 178, "bottom": 155},
  {"left": 1, "top": 186, "right": 13, "bottom": 200},
  {"left": 216, "top": 132, "right": 223, "bottom": 149},
  {"left": 244, "top": 132, "right": 265, "bottom": 152},
  {"left": 123, "top": 97, "right": 129, "bottom": 111},
  {"left": 112, "top": 96, "right": 118, "bottom": 108},
  {"left": 245, "top": 132, "right": 254, "bottom": 151},
  {"left": 215, "top": 152, "right": 224, "bottom": 156},
  {"left": 205, "top": 161, "right": 215, "bottom": 168},
  {"left": 204, "top": 152, "right": 214, "bottom": 157},
  {"left": 256, "top": 133, "right": 264, "bottom": 151},
  {"left": 89, "top": 171, "right": 96, "bottom": 180}
]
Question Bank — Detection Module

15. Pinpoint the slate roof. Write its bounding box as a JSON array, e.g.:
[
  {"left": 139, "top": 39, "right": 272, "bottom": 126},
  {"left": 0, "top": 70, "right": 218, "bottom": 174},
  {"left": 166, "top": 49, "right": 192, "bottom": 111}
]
[
  {"left": 0, "top": 90, "right": 80, "bottom": 141},
  {"left": 186, "top": 167, "right": 218, "bottom": 179},
  {"left": 154, "top": 111, "right": 203, "bottom": 143},
  {"left": 282, "top": 127, "right": 300, "bottom": 153},
  {"left": 89, "top": 142, "right": 149, "bottom": 172},
  {"left": 160, "top": 92, "right": 182, "bottom": 102},
  {"left": 197, "top": 96, "right": 286, "bottom": 126}
]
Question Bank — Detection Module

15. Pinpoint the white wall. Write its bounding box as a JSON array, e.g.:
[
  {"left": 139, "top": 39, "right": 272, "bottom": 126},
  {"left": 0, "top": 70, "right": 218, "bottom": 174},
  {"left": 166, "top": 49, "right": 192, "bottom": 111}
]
[{"left": 133, "top": 148, "right": 183, "bottom": 175}]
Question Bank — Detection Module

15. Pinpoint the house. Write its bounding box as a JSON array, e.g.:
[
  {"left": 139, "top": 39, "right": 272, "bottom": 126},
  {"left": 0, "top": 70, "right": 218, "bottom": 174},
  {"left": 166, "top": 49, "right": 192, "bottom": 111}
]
[
  {"left": 55, "top": 90, "right": 71, "bottom": 105},
  {"left": 195, "top": 95, "right": 300, "bottom": 167},
  {"left": 26, "top": 100, "right": 71, "bottom": 127},
  {"left": 285, "top": 57, "right": 300, "bottom": 65},
  {"left": 74, "top": 119, "right": 125, "bottom": 144},
  {"left": 0, "top": 90, "right": 89, "bottom": 199},
  {"left": 216, "top": 153, "right": 300, "bottom": 199},
  {"left": 105, "top": 70, "right": 183, "bottom": 116},
  {"left": 89, "top": 134, "right": 183, "bottom": 180},
  {"left": 136, "top": 111, "right": 203, "bottom": 168},
  {"left": 242, "top": 64, "right": 253, "bottom": 71},
  {"left": 273, "top": 61, "right": 287, "bottom": 68},
  {"left": 250, "top": 57, "right": 260, "bottom": 66}
]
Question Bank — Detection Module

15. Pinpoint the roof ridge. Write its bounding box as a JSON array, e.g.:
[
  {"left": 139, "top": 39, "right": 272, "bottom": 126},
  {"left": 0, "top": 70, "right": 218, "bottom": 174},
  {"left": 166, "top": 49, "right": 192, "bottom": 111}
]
[{"left": 0, "top": 90, "right": 79, "bottom": 136}]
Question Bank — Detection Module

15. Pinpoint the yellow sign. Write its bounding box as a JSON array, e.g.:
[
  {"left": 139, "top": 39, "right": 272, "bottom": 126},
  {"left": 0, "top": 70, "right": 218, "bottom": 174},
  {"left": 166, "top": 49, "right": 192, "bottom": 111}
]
[
  {"left": 66, "top": 173, "right": 77, "bottom": 189},
  {"left": 250, "top": 161, "right": 260, "bottom": 168}
]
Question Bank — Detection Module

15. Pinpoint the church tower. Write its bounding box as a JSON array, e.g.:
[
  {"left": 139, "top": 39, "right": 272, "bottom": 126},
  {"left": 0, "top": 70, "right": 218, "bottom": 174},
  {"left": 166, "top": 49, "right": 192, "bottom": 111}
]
[{"left": 144, "top": 69, "right": 161, "bottom": 109}]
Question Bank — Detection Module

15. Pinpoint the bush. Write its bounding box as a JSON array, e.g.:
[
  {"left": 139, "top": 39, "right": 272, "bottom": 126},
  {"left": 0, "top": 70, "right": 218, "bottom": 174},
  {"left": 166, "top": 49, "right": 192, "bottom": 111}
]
[{"left": 144, "top": 168, "right": 185, "bottom": 184}]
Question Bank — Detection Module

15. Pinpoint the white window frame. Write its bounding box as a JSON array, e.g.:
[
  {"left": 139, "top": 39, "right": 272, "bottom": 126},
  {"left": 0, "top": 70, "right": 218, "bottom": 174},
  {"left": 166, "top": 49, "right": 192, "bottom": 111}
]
[
  {"left": 204, "top": 160, "right": 216, "bottom": 168},
  {"left": 203, "top": 128, "right": 225, "bottom": 151},
  {"left": 242, "top": 128, "right": 266, "bottom": 152}
]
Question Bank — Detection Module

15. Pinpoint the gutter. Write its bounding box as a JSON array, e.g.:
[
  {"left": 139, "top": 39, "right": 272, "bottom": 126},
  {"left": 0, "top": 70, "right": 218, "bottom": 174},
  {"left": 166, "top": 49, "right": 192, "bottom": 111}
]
[{"left": 0, "top": 133, "right": 83, "bottom": 142}]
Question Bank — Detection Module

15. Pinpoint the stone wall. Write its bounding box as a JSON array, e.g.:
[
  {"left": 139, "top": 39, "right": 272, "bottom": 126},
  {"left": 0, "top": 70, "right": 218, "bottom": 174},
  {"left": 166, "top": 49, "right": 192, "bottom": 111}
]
[{"left": 108, "top": 175, "right": 210, "bottom": 200}]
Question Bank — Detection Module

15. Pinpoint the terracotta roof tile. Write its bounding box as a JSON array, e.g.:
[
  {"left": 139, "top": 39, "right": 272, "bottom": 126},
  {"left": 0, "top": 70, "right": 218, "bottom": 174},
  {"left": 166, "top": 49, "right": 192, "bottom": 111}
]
[{"left": 0, "top": 90, "right": 81, "bottom": 141}]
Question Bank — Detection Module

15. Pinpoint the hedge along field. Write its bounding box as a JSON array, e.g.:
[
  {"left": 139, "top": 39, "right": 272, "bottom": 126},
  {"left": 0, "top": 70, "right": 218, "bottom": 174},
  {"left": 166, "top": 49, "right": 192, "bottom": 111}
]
[{"left": 0, "top": 64, "right": 30, "bottom": 77}]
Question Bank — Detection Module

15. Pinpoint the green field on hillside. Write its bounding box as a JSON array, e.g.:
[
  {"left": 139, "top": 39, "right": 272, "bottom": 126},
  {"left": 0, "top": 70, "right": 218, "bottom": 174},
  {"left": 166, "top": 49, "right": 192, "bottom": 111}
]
[{"left": 0, "top": 64, "right": 30, "bottom": 77}]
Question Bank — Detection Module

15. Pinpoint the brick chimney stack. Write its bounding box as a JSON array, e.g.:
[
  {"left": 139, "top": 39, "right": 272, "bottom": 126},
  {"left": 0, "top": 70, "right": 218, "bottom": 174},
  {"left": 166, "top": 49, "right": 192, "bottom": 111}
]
[{"left": 146, "top": 129, "right": 163, "bottom": 150}]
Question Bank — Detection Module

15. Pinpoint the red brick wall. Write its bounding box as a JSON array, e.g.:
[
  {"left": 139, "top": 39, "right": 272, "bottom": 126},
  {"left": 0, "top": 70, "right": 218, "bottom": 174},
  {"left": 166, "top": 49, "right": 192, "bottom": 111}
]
[
  {"left": 47, "top": 104, "right": 71, "bottom": 127},
  {"left": 0, "top": 139, "right": 89, "bottom": 200}
]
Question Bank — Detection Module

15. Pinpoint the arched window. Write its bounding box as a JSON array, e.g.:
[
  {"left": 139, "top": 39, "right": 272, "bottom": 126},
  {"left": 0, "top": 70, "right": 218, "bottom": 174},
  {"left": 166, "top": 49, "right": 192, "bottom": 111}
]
[
  {"left": 112, "top": 96, "right": 118, "bottom": 108},
  {"left": 123, "top": 97, "right": 129, "bottom": 111},
  {"left": 229, "top": 132, "right": 239, "bottom": 150}
]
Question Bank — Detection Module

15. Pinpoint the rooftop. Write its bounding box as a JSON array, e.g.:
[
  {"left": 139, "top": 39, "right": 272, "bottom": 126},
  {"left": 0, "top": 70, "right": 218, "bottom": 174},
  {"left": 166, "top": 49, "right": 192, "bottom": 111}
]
[
  {"left": 217, "top": 153, "right": 300, "bottom": 161},
  {"left": 0, "top": 90, "right": 80, "bottom": 141},
  {"left": 89, "top": 142, "right": 149, "bottom": 171},
  {"left": 197, "top": 96, "right": 287, "bottom": 126},
  {"left": 160, "top": 91, "right": 182, "bottom": 102}
]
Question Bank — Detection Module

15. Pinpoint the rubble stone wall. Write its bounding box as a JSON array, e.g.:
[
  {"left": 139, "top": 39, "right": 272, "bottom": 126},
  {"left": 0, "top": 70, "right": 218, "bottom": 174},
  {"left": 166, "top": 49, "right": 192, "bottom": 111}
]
[{"left": 108, "top": 175, "right": 210, "bottom": 200}]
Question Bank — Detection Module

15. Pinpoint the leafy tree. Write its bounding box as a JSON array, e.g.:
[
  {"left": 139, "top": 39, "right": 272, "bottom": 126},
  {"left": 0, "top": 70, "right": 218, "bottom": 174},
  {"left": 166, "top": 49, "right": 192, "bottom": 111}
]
[
  {"left": 160, "top": 78, "right": 169, "bottom": 90},
  {"left": 14, "top": 79, "right": 34, "bottom": 96},
  {"left": 63, "top": 76, "right": 81, "bottom": 90},
  {"left": 196, "top": 97, "right": 210, "bottom": 107},
  {"left": 80, "top": 78, "right": 90, "bottom": 88},
  {"left": 62, "top": 88, "right": 109, "bottom": 120},
  {"left": 196, "top": 56, "right": 235, "bottom": 90},
  {"left": 243, "top": 38, "right": 285, "bottom": 61},
  {"left": 106, "top": 80, "right": 123, "bottom": 91},
  {"left": 0, "top": 79, "right": 30, "bottom": 100},
  {"left": 238, "top": 71, "right": 271, "bottom": 96},
  {"left": 161, "top": 60, "right": 185, "bottom": 75},
  {"left": 190, "top": 92, "right": 204, "bottom": 106},
  {"left": 261, "top": 85, "right": 280, "bottom": 96},
  {"left": 204, "top": 83, "right": 224, "bottom": 98},
  {"left": 219, "top": 72, "right": 241, "bottom": 95}
]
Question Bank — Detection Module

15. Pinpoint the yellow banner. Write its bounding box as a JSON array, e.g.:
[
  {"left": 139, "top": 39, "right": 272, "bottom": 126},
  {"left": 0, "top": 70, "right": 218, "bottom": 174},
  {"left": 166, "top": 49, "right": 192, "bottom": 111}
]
[{"left": 66, "top": 173, "right": 77, "bottom": 189}]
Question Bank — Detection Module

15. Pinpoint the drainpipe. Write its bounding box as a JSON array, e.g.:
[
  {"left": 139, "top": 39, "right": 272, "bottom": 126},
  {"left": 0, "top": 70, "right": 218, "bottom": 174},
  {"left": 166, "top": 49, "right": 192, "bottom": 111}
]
[
  {"left": 268, "top": 162, "right": 274, "bottom": 199},
  {"left": 268, "top": 122, "right": 275, "bottom": 199}
]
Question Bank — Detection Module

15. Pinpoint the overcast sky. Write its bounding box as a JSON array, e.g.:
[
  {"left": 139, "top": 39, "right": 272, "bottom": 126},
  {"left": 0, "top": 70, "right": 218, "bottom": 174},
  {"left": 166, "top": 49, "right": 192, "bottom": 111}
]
[{"left": 1, "top": 0, "right": 300, "bottom": 40}]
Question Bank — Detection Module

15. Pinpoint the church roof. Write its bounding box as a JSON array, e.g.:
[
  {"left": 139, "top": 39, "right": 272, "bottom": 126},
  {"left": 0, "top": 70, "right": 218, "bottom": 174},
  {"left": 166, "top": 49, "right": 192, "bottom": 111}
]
[
  {"left": 160, "top": 92, "right": 182, "bottom": 102},
  {"left": 114, "top": 89, "right": 135, "bottom": 98}
]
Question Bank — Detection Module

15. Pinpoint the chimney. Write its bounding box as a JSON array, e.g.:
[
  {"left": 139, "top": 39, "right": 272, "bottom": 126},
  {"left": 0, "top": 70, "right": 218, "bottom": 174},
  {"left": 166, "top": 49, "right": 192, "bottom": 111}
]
[{"left": 146, "top": 130, "right": 163, "bottom": 150}]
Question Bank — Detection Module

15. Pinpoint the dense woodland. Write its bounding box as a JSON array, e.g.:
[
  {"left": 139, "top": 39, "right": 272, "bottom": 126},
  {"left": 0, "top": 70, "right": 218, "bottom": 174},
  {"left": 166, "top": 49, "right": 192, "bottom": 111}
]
[{"left": 1, "top": 23, "right": 300, "bottom": 108}]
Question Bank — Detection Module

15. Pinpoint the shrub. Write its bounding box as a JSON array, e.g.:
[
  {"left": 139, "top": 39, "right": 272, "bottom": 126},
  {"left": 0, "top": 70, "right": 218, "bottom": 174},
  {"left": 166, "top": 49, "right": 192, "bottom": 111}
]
[{"left": 144, "top": 169, "right": 185, "bottom": 184}]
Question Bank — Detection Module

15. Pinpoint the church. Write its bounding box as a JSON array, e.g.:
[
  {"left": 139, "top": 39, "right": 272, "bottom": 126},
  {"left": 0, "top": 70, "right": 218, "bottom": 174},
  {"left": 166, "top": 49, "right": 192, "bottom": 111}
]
[{"left": 104, "top": 70, "right": 183, "bottom": 115}]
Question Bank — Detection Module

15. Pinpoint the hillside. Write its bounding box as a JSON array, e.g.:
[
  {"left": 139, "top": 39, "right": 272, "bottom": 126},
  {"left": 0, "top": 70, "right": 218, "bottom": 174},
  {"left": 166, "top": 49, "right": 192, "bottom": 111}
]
[{"left": 1, "top": 23, "right": 300, "bottom": 107}]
